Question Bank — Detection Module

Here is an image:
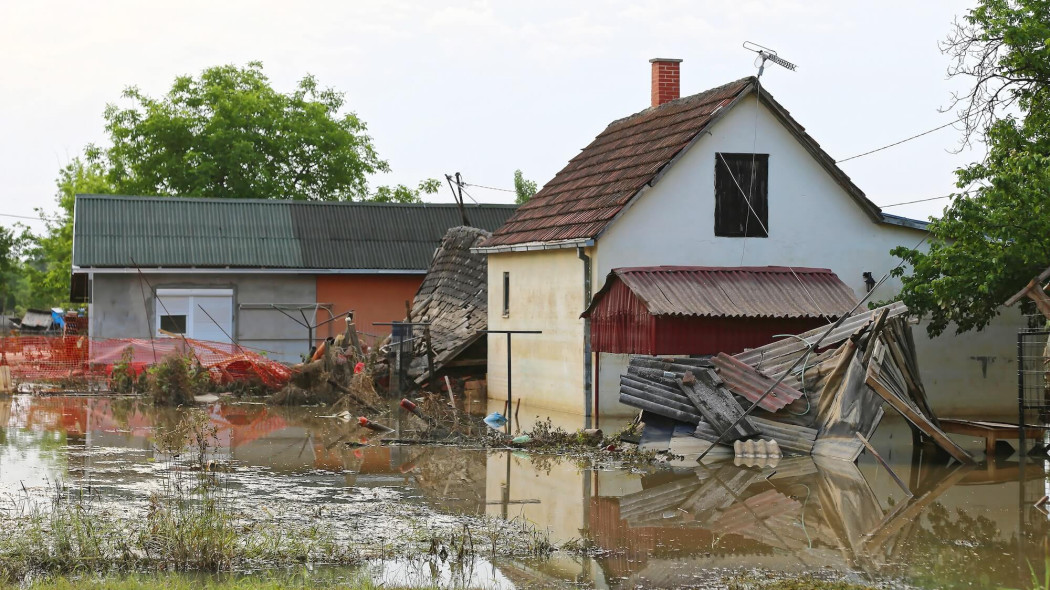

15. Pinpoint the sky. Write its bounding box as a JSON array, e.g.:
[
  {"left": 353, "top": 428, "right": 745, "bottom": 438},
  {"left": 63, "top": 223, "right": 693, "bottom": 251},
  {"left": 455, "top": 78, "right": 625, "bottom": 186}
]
[{"left": 0, "top": 0, "right": 978, "bottom": 233}]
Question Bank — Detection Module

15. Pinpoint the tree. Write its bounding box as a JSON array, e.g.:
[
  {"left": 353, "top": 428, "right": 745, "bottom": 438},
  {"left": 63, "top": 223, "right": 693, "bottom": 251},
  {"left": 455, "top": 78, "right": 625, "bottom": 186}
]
[
  {"left": 513, "top": 169, "right": 537, "bottom": 204},
  {"left": 99, "top": 62, "right": 435, "bottom": 202},
  {"left": 21, "top": 157, "right": 114, "bottom": 309},
  {"left": 0, "top": 225, "right": 25, "bottom": 314},
  {"left": 891, "top": 0, "right": 1050, "bottom": 336},
  {"left": 20, "top": 63, "right": 439, "bottom": 309}
]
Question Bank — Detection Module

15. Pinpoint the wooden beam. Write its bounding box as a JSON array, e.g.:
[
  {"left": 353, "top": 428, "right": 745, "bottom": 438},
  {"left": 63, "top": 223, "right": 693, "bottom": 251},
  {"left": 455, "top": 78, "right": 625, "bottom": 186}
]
[{"left": 865, "top": 369, "right": 975, "bottom": 465}]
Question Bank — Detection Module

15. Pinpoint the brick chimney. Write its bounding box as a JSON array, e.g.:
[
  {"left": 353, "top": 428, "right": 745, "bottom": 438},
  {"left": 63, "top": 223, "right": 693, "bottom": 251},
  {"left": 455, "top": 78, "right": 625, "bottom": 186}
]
[{"left": 650, "top": 58, "right": 682, "bottom": 107}]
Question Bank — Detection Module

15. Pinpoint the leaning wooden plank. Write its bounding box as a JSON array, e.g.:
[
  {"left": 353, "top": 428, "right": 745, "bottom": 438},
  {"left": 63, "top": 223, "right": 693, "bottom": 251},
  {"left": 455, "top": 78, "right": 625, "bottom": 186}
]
[
  {"left": 864, "top": 370, "right": 975, "bottom": 465},
  {"left": 711, "top": 353, "right": 804, "bottom": 412},
  {"left": 884, "top": 320, "right": 939, "bottom": 426},
  {"left": 678, "top": 370, "right": 761, "bottom": 442},
  {"left": 860, "top": 308, "right": 889, "bottom": 366}
]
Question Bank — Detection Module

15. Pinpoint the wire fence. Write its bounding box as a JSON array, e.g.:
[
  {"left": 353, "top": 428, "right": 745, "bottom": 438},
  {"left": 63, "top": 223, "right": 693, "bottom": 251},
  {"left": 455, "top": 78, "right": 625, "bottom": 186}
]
[
  {"left": 0, "top": 335, "right": 291, "bottom": 390},
  {"left": 1017, "top": 324, "right": 1050, "bottom": 429}
]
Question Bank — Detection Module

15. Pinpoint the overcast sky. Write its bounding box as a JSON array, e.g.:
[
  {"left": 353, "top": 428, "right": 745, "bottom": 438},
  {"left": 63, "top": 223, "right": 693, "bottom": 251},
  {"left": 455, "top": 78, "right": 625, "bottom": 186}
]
[{"left": 0, "top": 1, "right": 978, "bottom": 232}]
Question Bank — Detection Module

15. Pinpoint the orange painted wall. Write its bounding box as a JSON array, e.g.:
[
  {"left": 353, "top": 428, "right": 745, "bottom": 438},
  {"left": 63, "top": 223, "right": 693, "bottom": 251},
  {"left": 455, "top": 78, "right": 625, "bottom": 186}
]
[{"left": 315, "top": 274, "right": 424, "bottom": 348}]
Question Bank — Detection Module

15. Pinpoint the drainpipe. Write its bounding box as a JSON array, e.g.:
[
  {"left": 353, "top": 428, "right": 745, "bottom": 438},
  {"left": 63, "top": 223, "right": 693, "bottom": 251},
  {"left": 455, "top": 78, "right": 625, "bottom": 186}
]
[{"left": 578, "top": 247, "right": 593, "bottom": 429}]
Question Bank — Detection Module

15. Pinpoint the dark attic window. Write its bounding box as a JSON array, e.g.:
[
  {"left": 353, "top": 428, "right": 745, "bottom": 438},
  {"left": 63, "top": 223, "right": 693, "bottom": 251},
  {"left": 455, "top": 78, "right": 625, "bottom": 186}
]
[{"left": 714, "top": 153, "right": 769, "bottom": 237}]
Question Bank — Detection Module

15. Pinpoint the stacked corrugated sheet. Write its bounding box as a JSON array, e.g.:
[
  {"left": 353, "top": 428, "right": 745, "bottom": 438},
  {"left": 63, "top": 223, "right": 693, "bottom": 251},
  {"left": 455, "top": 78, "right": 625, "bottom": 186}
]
[{"left": 620, "top": 301, "right": 974, "bottom": 464}]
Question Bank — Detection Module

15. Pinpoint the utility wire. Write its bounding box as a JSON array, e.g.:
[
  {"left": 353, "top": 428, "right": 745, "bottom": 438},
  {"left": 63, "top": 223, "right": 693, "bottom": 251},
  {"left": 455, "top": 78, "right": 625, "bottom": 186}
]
[
  {"left": 458, "top": 186, "right": 481, "bottom": 205},
  {"left": 836, "top": 116, "right": 965, "bottom": 163},
  {"left": 0, "top": 213, "right": 44, "bottom": 221},
  {"left": 879, "top": 194, "right": 955, "bottom": 208},
  {"left": 463, "top": 182, "right": 516, "bottom": 193}
]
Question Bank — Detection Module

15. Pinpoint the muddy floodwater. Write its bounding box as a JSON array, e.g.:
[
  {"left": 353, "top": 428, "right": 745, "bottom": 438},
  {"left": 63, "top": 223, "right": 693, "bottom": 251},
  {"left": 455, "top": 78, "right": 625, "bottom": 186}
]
[{"left": 1, "top": 394, "right": 1048, "bottom": 589}]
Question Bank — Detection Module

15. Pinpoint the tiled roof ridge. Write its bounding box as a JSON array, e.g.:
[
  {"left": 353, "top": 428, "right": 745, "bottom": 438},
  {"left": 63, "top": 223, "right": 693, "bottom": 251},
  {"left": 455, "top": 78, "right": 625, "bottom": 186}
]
[{"left": 603, "top": 76, "right": 756, "bottom": 130}]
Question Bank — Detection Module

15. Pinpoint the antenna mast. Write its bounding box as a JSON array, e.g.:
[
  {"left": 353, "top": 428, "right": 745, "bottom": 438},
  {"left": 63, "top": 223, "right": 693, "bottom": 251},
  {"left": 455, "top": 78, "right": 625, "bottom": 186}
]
[{"left": 742, "top": 41, "right": 798, "bottom": 79}]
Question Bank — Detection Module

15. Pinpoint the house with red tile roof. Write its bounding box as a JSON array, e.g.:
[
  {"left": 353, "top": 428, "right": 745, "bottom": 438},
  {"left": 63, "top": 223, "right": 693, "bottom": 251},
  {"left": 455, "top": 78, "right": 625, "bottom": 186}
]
[{"left": 474, "top": 59, "right": 1021, "bottom": 423}]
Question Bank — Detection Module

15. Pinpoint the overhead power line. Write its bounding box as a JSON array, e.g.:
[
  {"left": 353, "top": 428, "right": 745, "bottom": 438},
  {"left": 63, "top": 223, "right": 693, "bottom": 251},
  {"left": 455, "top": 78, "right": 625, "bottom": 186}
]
[
  {"left": 879, "top": 195, "right": 953, "bottom": 208},
  {"left": 462, "top": 182, "right": 516, "bottom": 193},
  {"left": 0, "top": 212, "right": 44, "bottom": 221},
  {"left": 836, "top": 116, "right": 965, "bottom": 163}
]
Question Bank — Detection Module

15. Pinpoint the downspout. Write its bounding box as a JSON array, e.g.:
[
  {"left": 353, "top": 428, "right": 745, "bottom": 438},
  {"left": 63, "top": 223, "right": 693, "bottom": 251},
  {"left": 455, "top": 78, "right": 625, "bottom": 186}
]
[{"left": 578, "top": 247, "right": 593, "bottom": 429}]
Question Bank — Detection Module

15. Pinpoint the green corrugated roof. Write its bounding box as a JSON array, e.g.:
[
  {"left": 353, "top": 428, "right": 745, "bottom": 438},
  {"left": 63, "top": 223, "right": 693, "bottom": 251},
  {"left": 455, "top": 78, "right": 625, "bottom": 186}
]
[{"left": 72, "top": 194, "right": 518, "bottom": 271}]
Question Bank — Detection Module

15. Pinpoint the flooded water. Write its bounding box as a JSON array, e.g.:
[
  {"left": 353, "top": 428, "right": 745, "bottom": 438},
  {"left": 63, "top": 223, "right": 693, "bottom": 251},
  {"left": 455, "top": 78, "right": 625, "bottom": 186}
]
[{"left": 1, "top": 394, "right": 1048, "bottom": 589}]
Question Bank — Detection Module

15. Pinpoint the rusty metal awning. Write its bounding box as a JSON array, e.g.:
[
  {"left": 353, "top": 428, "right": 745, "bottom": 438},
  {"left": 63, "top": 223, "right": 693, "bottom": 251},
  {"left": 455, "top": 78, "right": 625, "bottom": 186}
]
[{"left": 584, "top": 266, "right": 858, "bottom": 320}]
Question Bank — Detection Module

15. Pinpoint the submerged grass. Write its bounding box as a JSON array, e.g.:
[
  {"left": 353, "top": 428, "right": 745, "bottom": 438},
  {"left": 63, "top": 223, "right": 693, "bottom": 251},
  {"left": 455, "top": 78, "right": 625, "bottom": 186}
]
[
  {"left": 0, "top": 410, "right": 354, "bottom": 584},
  {"left": 0, "top": 409, "right": 560, "bottom": 586}
]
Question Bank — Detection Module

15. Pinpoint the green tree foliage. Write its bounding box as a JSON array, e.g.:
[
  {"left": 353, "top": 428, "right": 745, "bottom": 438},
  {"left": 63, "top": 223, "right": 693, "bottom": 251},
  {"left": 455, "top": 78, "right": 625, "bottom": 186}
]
[
  {"left": 513, "top": 169, "right": 537, "bottom": 204},
  {"left": 0, "top": 225, "right": 26, "bottom": 314},
  {"left": 21, "top": 157, "right": 113, "bottom": 309},
  {"left": 20, "top": 62, "right": 438, "bottom": 309},
  {"left": 891, "top": 0, "right": 1050, "bottom": 336},
  {"left": 99, "top": 62, "right": 435, "bottom": 202}
]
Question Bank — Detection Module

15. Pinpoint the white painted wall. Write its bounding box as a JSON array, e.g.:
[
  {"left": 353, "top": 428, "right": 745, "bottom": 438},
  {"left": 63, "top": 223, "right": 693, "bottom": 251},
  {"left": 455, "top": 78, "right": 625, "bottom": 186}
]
[{"left": 594, "top": 94, "right": 1022, "bottom": 417}]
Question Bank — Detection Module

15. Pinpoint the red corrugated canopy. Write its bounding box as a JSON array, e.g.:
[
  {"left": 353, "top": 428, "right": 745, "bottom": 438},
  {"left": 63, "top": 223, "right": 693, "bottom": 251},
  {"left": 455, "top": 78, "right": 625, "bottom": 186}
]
[{"left": 583, "top": 266, "right": 859, "bottom": 355}]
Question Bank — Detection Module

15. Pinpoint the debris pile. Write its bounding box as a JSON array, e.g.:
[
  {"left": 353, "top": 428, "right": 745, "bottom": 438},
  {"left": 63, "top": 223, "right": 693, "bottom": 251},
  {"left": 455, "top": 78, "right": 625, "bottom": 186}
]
[
  {"left": 378, "top": 226, "right": 492, "bottom": 391},
  {"left": 620, "top": 302, "right": 975, "bottom": 464},
  {"left": 270, "top": 318, "right": 381, "bottom": 408}
]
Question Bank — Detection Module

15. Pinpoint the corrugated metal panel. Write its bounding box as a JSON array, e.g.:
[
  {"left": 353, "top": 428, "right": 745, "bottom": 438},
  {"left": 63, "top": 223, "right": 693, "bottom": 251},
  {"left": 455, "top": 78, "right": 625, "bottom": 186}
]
[
  {"left": 614, "top": 266, "right": 858, "bottom": 319},
  {"left": 591, "top": 279, "right": 657, "bottom": 354},
  {"left": 587, "top": 266, "right": 850, "bottom": 355},
  {"left": 709, "top": 353, "right": 803, "bottom": 412},
  {"left": 73, "top": 195, "right": 517, "bottom": 270}
]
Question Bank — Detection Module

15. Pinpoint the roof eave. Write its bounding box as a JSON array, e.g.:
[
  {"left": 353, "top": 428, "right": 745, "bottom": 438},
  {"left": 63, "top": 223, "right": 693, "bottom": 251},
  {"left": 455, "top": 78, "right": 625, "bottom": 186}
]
[
  {"left": 471, "top": 238, "right": 595, "bottom": 255},
  {"left": 878, "top": 214, "right": 930, "bottom": 232}
]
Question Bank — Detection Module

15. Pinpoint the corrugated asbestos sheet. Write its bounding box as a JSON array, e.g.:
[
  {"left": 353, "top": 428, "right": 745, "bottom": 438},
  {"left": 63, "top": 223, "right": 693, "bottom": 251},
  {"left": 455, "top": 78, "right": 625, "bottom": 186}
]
[
  {"left": 587, "top": 266, "right": 858, "bottom": 320},
  {"left": 73, "top": 194, "right": 517, "bottom": 270},
  {"left": 483, "top": 77, "right": 754, "bottom": 247}
]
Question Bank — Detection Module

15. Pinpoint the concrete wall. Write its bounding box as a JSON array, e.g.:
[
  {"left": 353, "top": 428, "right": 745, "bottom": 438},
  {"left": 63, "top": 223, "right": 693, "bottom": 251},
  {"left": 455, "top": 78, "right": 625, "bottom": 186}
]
[
  {"left": 486, "top": 248, "right": 591, "bottom": 415},
  {"left": 487, "top": 93, "right": 1021, "bottom": 420},
  {"left": 89, "top": 273, "right": 316, "bottom": 363}
]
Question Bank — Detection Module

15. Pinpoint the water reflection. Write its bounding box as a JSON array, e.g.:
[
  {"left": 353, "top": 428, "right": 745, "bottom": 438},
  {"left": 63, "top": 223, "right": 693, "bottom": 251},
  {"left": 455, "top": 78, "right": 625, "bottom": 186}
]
[{"left": 1, "top": 394, "right": 1048, "bottom": 589}]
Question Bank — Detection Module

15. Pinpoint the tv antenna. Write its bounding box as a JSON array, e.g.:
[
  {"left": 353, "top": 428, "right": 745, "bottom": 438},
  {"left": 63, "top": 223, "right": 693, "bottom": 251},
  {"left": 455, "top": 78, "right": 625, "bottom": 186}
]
[{"left": 742, "top": 41, "right": 797, "bottom": 79}]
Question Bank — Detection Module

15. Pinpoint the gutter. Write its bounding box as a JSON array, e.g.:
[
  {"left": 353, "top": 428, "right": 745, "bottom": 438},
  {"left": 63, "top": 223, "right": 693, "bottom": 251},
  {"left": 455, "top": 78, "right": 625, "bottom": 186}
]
[
  {"left": 472, "top": 238, "right": 595, "bottom": 255},
  {"left": 578, "top": 246, "right": 593, "bottom": 429}
]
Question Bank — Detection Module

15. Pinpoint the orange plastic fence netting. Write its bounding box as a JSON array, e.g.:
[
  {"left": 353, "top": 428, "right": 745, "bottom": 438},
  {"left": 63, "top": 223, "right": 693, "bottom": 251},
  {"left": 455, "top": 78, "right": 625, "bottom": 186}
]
[{"left": 0, "top": 336, "right": 291, "bottom": 390}]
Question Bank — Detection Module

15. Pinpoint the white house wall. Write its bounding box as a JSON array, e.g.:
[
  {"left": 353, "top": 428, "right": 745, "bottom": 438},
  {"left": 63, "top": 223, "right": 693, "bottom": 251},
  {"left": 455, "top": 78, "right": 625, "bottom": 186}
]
[{"left": 594, "top": 94, "right": 1021, "bottom": 417}]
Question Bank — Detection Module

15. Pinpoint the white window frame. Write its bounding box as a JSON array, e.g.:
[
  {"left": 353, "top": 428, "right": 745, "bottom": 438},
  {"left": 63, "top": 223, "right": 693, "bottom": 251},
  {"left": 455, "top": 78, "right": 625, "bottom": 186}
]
[{"left": 155, "top": 288, "right": 234, "bottom": 339}]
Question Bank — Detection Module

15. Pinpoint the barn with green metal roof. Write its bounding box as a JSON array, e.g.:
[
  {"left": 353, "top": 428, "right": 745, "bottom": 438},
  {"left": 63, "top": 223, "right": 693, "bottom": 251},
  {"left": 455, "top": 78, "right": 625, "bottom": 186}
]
[{"left": 72, "top": 194, "right": 516, "bottom": 362}]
